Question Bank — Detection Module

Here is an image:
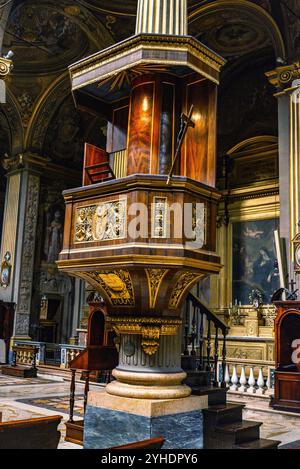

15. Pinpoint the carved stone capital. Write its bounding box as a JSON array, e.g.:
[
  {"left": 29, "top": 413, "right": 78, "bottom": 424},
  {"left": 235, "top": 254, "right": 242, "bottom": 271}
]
[
  {"left": 266, "top": 62, "right": 300, "bottom": 90},
  {"left": 1, "top": 152, "right": 49, "bottom": 173}
]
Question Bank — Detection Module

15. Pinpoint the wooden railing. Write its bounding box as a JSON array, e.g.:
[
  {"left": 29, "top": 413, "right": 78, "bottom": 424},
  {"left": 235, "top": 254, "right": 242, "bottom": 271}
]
[{"left": 184, "top": 292, "right": 229, "bottom": 387}]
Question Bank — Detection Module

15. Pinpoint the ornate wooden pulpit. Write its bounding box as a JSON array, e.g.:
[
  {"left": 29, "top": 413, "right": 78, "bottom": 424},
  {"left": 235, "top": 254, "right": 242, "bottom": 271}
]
[
  {"left": 272, "top": 301, "right": 300, "bottom": 412},
  {"left": 58, "top": 0, "right": 226, "bottom": 449}
]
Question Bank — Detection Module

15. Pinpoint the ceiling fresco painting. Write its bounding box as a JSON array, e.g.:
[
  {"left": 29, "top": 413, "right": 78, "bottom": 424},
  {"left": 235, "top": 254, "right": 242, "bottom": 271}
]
[{"left": 0, "top": 0, "right": 296, "bottom": 177}]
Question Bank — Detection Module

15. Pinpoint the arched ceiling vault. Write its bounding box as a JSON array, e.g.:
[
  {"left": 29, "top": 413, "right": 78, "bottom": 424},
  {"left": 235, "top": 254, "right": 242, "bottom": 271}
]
[{"left": 189, "top": 0, "right": 286, "bottom": 62}]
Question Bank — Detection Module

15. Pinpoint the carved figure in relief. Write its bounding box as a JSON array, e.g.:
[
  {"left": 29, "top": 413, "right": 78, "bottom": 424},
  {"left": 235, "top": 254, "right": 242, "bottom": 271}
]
[{"left": 44, "top": 210, "right": 63, "bottom": 263}]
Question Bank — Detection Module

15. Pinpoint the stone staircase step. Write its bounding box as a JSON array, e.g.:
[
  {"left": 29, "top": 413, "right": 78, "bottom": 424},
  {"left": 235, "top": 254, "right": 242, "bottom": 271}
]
[
  {"left": 216, "top": 420, "right": 262, "bottom": 444},
  {"left": 235, "top": 438, "right": 281, "bottom": 450},
  {"left": 203, "top": 403, "right": 245, "bottom": 424},
  {"left": 184, "top": 370, "right": 211, "bottom": 387},
  {"left": 192, "top": 386, "right": 227, "bottom": 405}
]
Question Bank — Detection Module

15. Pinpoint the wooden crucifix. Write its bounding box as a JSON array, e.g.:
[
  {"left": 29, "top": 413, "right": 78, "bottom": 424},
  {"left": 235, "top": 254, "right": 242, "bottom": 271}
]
[{"left": 166, "top": 104, "right": 195, "bottom": 185}]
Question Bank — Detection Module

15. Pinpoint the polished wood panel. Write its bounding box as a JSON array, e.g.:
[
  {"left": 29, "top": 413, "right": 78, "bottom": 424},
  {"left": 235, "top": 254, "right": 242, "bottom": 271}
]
[
  {"left": 83, "top": 143, "right": 114, "bottom": 185},
  {"left": 107, "top": 104, "right": 129, "bottom": 154},
  {"left": 0, "top": 301, "right": 14, "bottom": 363},
  {"left": 182, "top": 78, "right": 217, "bottom": 186},
  {"left": 65, "top": 420, "right": 84, "bottom": 445},
  {"left": 0, "top": 415, "right": 62, "bottom": 449},
  {"left": 112, "top": 437, "right": 165, "bottom": 450},
  {"left": 127, "top": 81, "right": 154, "bottom": 174},
  {"left": 272, "top": 301, "right": 300, "bottom": 412}
]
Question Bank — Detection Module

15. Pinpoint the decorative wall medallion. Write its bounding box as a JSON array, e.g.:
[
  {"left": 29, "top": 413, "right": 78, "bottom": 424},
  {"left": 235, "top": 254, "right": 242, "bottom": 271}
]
[
  {"left": 152, "top": 197, "right": 167, "bottom": 238},
  {"left": 82, "top": 269, "right": 135, "bottom": 306},
  {"left": 0, "top": 251, "right": 12, "bottom": 288},
  {"left": 74, "top": 198, "right": 126, "bottom": 243},
  {"left": 169, "top": 271, "right": 203, "bottom": 309},
  {"left": 145, "top": 268, "right": 169, "bottom": 308}
]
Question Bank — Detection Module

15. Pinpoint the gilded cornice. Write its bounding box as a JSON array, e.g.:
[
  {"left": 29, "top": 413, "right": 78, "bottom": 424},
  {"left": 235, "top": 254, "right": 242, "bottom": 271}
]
[
  {"left": 62, "top": 174, "right": 222, "bottom": 203},
  {"left": 69, "top": 34, "right": 226, "bottom": 91},
  {"left": 220, "top": 182, "right": 279, "bottom": 203},
  {"left": 266, "top": 63, "right": 300, "bottom": 91}
]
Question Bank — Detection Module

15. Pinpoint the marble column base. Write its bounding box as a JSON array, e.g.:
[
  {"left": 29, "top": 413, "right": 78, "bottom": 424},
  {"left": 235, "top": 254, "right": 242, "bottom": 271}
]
[{"left": 83, "top": 392, "right": 208, "bottom": 449}]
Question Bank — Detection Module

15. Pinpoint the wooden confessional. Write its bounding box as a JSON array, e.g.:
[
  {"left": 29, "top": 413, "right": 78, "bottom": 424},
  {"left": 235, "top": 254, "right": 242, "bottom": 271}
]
[
  {"left": 272, "top": 301, "right": 300, "bottom": 412},
  {"left": 65, "top": 303, "right": 118, "bottom": 445},
  {"left": 0, "top": 301, "right": 14, "bottom": 364}
]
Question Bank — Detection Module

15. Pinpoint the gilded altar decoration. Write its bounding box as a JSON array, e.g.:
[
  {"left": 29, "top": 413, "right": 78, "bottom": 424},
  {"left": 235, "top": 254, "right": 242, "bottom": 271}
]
[
  {"left": 152, "top": 197, "right": 167, "bottom": 238},
  {"left": 0, "top": 251, "right": 12, "bottom": 288},
  {"left": 107, "top": 316, "right": 181, "bottom": 356},
  {"left": 169, "top": 271, "right": 203, "bottom": 309},
  {"left": 145, "top": 268, "right": 169, "bottom": 308},
  {"left": 82, "top": 270, "right": 135, "bottom": 306},
  {"left": 75, "top": 199, "right": 126, "bottom": 243}
]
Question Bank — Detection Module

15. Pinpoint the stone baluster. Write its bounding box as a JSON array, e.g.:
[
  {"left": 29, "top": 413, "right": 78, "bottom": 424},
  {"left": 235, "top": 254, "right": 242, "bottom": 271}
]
[
  {"left": 239, "top": 365, "right": 247, "bottom": 392},
  {"left": 230, "top": 364, "right": 238, "bottom": 391},
  {"left": 256, "top": 367, "right": 265, "bottom": 395},
  {"left": 224, "top": 364, "right": 230, "bottom": 388},
  {"left": 248, "top": 366, "right": 256, "bottom": 393}
]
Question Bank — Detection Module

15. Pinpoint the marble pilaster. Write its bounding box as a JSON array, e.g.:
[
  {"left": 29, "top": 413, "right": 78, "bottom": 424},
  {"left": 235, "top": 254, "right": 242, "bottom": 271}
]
[{"left": 0, "top": 153, "right": 47, "bottom": 338}]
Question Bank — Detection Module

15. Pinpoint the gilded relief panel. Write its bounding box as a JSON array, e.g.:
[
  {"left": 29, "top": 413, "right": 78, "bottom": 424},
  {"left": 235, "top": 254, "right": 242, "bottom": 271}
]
[
  {"left": 80, "top": 269, "right": 135, "bottom": 306},
  {"left": 75, "top": 198, "right": 127, "bottom": 243}
]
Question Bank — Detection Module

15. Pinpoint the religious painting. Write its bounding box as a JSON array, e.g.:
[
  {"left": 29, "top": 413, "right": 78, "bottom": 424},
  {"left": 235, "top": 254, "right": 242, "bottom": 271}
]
[{"left": 232, "top": 219, "right": 280, "bottom": 305}]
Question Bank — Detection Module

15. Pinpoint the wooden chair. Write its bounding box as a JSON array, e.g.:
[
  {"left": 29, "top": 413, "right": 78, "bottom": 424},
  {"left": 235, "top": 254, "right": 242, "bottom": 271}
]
[
  {"left": 65, "top": 308, "right": 118, "bottom": 446},
  {"left": 0, "top": 415, "right": 62, "bottom": 449},
  {"left": 83, "top": 143, "right": 115, "bottom": 186},
  {"left": 112, "top": 437, "right": 165, "bottom": 450}
]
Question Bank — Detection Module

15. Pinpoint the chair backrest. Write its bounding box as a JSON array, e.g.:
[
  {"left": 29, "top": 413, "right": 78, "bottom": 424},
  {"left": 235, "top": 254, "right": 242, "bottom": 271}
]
[
  {"left": 0, "top": 415, "right": 62, "bottom": 449},
  {"left": 83, "top": 143, "right": 114, "bottom": 185},
  {"left": 111, "top": 437, "right": 165, "bottom": 450}
]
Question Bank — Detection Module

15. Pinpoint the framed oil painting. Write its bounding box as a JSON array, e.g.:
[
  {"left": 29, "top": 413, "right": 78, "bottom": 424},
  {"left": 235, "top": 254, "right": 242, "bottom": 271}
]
[{"left": 232, "top": 219, "right": 280, "bottom": 305}]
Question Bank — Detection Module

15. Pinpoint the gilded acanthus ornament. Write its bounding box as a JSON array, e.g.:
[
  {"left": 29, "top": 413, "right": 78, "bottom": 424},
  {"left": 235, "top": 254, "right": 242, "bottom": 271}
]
[
  {"left": 169, "top": 271, "right": 203, "bottom": 309},
  {"left": 107, "top": 316, "right": 181, "bottom": 356},
  {"left": 145, "top": 268, "right": 169, "bottom": 308}
]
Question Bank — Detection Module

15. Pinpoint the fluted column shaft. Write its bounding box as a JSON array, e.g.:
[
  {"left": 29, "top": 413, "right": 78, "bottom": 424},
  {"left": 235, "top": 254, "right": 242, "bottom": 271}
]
[{"left": 136, "top": 0, "right": 187, "bottom": 36}]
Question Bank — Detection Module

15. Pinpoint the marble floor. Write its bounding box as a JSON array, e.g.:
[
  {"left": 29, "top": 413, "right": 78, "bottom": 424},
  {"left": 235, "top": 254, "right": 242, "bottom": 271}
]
[
  {"left": 229, "top": 393, "right": 300, "bottom": 448},
  {"left": 1, "top": 371, "right": 300, "bottom": 449},
  {"left": 0, "top": 371, "right": 105, "bottom": 449}
]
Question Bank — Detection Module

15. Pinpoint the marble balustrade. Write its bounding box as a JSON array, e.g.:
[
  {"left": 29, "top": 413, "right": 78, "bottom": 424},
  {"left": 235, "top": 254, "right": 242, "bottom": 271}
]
[{"left": 217, "top": 358, "right": 275, "bottom": 395}]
